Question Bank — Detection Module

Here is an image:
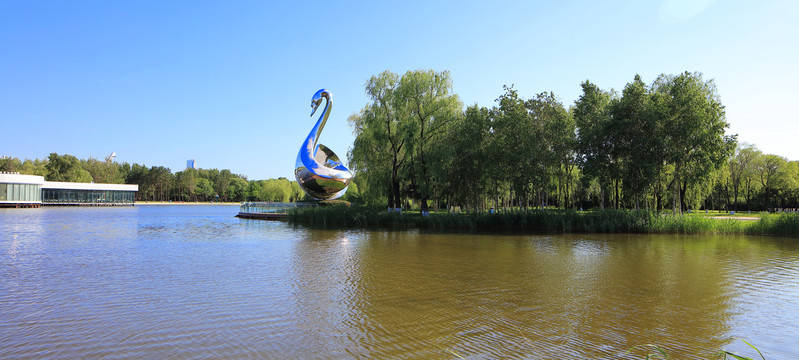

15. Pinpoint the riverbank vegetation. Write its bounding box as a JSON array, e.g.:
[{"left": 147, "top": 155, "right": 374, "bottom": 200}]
[
  {"left": 288, "top": 205, "right": 799, "bottom": 237},
  {"left": 348, "top": 69, "right": 799, "bottom": 214}
]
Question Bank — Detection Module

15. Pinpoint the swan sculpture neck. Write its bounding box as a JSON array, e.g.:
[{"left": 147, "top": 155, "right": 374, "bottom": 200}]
[
  {"left": 294, "top": 89, "right": 353, "bottom": 200},
  {"left": 309, "top": 89, "right": 332, "bottom": 151}
]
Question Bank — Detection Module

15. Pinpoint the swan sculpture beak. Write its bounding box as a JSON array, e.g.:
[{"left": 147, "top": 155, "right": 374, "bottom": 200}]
[
  {"left": 310, "top": 92, "right": 323, "bottom": 117},
  {"left": 311, "top": 101, "right": 320, "bottom": 117}
]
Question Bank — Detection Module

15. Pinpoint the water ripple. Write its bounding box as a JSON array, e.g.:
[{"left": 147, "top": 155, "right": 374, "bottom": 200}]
[{"left": 2, "top": 209, "right": 799, "bottom": 358}]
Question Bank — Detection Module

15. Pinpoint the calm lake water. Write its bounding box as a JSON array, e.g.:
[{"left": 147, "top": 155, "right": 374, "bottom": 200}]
[{"left": 1, "top": 205, "right": 798, "bottom": 359}]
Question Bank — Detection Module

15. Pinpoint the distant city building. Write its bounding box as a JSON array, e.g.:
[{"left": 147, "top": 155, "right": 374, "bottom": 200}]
[
  {"left": 0, "top": 172, "right": 138, "bottom": 208},
  {"left": 187, "top": 159, "right": 196, "bottom": 169}
]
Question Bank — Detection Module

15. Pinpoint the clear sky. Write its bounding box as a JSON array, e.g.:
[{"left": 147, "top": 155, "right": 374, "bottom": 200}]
[{"left": 1, "top": 0, "right": 797, "bottom": 180}]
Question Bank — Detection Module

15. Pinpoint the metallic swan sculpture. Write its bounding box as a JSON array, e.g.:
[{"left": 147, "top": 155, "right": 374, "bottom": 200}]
[{"left": 294, "top": 89, "right": 353, "bottom": 200}]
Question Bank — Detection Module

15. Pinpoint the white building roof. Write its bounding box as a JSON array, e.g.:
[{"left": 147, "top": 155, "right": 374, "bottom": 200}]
[
  {"left": 42, "top": 181, "right": 138, "bottom": 191},
  {"left": 0, "top": 172, "right": 45, "bottom": 185}
]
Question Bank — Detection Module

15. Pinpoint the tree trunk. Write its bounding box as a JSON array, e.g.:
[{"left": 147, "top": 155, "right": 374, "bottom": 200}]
[
  {"left": 680, "top": 179, "right": 688, "bottom": 213},
  {"left": 599, "top": 186, "right": 605, "bottom": 210}
]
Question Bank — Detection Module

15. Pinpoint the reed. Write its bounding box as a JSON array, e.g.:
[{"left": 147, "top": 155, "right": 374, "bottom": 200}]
[
  {"left": 287, "top": 206, "right": 799, "bottom": 237},
  {"left": 746, "top": 212, "right": 799, "bottom": 237}
]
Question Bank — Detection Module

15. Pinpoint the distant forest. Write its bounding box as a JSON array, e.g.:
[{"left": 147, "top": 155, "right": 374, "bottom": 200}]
[{"left": 0, "top": 153, "right": 362, "bottom": 203}]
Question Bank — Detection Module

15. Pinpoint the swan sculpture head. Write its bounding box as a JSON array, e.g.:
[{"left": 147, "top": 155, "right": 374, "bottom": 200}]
[
  {"left": 294, "top": 89, "right": 353, "bottom": 200},
  {"left": 310, "top": 89, "right": 326, "bottom": 116}
]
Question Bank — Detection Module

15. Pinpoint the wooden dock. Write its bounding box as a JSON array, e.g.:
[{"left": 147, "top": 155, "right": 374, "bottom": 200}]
[
  {"left": 0, "top": 203, "right": 41, "bottom": 208},
  {"left": 235, "top": 212, "right": 289, "bottom": 221}
]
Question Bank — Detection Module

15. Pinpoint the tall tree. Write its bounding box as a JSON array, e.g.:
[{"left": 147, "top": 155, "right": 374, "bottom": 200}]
[
  {"left": 492, "top": 86, "right": 537, "bottom": 208},
  {"left": 527, "top": 92, "right": 573, "bottom": 208},
  {"left": 608, "top": 75, "right": 662, "bottom": 209},
  {"left": 574, "top": 81, "right": 615, "bottom": 209},
  {"left": 728, "top": 143, "right": 759, "bottom": 211},
  {"left": 653, "top": 72, "right": 735, "bottom": 213},
  {"left": 399, "top": 69, "right": 462, "bottom": 213},
  {"left": 349, "top": 70, "right": 410, "bottom": 209},
  {"left": 757, "top": 154, "right": 789, "bottom": 210},
  {"left": 442, "top": 105, "right": 491, "bottom": 211}
]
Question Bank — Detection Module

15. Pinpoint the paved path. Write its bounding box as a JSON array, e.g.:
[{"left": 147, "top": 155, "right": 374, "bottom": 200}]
[{"left": 711, "top": 216, "right": 760, "bottom": 221}]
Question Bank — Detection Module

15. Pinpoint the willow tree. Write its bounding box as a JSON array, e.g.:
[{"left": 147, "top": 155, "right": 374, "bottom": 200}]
[
  {"left": 757, "top": 154, "right": 790, "bottom": 210},
  {"left": 399, "top": 70, "right": 462, "bottom": 212},
  {"left": 728, "top": 143, "right": 760, "bottom": 211},
  {"left": 349, "top": 69, "right": 460, "bottom": 211},
  {"left": 348, "top": 70, "right": 409, "bottom": 209},
  {"left": 653, "top": 72, "right": 736, "bottom": 214}
]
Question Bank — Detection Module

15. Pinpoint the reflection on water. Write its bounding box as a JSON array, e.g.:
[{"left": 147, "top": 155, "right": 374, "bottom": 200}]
[{"left": 1, "top": 206, "right": 798, "bottom": 359}]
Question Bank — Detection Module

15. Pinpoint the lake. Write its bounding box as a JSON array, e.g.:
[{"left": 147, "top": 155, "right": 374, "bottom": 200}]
[{"left": 1, "top": 205, "right": 798, "bottom": 359}]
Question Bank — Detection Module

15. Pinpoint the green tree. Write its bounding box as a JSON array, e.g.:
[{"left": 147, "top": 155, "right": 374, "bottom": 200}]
[
  {"left": 81, "top": 157, "right": 123, "bottom": 184},
  {"left": 349, "top": 71, "right": 411, "bottom": 209},
  {"left": 653, "top": 72, "right": 736, "bottom": 214},
  {"left": 442, "top": 105, "right": 491, "bottom": 211},
  {"left": 45, "top": 153, "right": 93, "bottom": 182},
  {"left": 226, "top": 177, "right": 248, "bottom": 202},
  {"left": 0, "top": 157, "right": 23, "bottom": 172},
  {"left": 174, "top": 169, "right": 198, "bottom": 201},
  {"left": 526, "top": 92, "right": 573, "bottom": 208},
  {"left": 141, "top": 166, "right": 173, "bottom": 201},
  {"left": 491, "top": 86, "right": 533, "bottom": 208},
  {"left": 574, "top": 81, "right": 616, "bottom": 209},
  {"left": 728, "top": 143, "right": 759, "bottom": 211},
  {"left": 757, "top": 154, "right": 789, "bottom": 210},
  {"left": 20, "top": 159, "right": 49, "bottom": 177},
  {"left": 196, "top": 178, "right": 215, "bottom": 201},
  {"left": 399, "top": 69, "right": 462, "bottom": 213},
  {"left": 214, "top": 169, "right": 233, "bottom": 201},
  {"left": 608, "top": 74, "right": 662, "bottom": 209}
]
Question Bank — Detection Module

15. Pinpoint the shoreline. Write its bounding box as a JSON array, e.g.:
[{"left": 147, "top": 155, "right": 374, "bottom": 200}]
[
  {"left": 286, "top": 207, "right": 799, "bottom": 237},
  {"left": 135, "top": 201, "right": 240, "bottom": 206}
]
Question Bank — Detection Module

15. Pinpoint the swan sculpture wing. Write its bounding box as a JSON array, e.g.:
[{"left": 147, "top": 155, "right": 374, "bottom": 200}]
[{"left": 294, "top": 89, "right": 353, "bottom": 200}]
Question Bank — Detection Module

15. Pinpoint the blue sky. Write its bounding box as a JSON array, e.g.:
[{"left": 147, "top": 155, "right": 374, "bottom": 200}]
[{"left": 1, "top": 0, "right": 796, "bottom": 180}]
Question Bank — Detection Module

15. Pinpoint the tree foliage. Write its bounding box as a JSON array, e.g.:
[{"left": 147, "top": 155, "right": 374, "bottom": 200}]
[
  {"left": 348, "top": 70, "right": 798, "bottom": 213},
  {"left": 349, "top": 69, "right": 461, "bottom": 210}
]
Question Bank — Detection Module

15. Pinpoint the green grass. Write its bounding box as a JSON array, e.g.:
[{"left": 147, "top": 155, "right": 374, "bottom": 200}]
[{"left": 287, "top": 206, "right": 799, "bottom": 237}]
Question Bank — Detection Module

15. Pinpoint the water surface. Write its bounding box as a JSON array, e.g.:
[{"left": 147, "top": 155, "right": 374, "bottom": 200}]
[{"left": 1, "top": 206, "right": 798, "bottom": 359}]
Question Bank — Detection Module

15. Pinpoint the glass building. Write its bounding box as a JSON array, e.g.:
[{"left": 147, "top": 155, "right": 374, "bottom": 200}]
[
  {"left": 0, "top": 173, "right": 138, "bottom": 207},
  {"left": 0, "top": 172, "right": 44, "bottom": 207},
  {"left": 42, "top": 182, "right": 137, "bottom": 205}
]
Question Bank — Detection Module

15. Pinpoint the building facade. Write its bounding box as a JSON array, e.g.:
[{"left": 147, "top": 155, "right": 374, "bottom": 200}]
[
  {"left": 0, "top": 172, "right": 44, "bottom": 207},
  {"left": 0, "top": 172, "right": 138, "bottom": 207}
]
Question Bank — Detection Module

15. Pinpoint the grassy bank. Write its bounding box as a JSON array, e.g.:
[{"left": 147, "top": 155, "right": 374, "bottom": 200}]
[{"left": 287, "top": 206, "right": 799, "bottom": 237}]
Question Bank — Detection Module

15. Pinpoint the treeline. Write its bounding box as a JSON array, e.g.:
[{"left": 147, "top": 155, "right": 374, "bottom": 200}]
[
  {"left": 349, "top": 69, "right": 799, "bottom": 213},
  {"left": 0, "top": 153, "right": 362, "bottom": 202}
]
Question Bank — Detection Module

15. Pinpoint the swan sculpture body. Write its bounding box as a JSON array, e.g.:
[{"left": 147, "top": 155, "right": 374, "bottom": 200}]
[{"left": 294, "top": 89, "right": 353, "bottom": 200}]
